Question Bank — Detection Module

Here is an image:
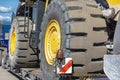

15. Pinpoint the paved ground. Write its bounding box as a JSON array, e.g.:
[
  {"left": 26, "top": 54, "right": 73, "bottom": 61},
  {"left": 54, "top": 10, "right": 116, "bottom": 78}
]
[{"left": 0, "top": 67, "right": 19, "bottom": 80}]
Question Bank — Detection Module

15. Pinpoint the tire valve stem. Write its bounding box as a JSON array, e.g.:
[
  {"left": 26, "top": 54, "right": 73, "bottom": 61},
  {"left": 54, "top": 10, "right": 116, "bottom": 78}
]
[{"left": 56, "top": 49, "right": 64, "bottom": 64}]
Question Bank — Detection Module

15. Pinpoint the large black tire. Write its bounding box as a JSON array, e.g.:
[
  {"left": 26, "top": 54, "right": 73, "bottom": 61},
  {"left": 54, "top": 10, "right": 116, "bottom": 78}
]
[
  {"left": 9, "top": 17, "right": 38, "bottom": 68},
  {"left": 40, "top": 0, "right": 108, "bottom": 80}
]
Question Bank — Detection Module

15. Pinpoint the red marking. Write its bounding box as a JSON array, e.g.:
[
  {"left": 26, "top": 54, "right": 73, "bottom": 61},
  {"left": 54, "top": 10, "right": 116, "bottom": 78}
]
[{"left": 60, "top": 60, "right": 72, "bottom": 73}]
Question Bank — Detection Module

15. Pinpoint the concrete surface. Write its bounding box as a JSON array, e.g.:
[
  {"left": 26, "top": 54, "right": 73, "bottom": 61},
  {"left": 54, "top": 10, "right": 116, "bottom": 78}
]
[{"left": 0, "top": 67, "right": 19, "bottom": 80}]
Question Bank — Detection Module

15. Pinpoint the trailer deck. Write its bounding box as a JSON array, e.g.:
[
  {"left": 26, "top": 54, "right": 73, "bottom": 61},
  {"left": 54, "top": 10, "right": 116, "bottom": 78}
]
[{"left": 0, "top": 67, "right": 19, "bottom": 80}]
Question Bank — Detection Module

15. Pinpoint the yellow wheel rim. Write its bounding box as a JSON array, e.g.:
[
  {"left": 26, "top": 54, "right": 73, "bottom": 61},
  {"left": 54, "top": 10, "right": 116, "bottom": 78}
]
[
  {"left": 10, "top": 29, "right": 16, "bottom": 56},
  {"left": 45, "top": 20, "right": 61, "bottom": 65}
]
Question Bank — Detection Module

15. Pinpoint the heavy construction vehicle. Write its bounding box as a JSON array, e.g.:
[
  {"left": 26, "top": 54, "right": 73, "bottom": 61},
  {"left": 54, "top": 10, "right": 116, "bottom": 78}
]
[{"left": 8, "top": 0, "right": 120, "bottom": 80}]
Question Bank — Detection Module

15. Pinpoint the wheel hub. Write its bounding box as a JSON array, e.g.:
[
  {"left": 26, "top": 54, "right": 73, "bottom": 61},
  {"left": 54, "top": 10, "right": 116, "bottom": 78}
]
[
  {"left": 10, "top": 29, "right": 16, "bottom": 56},
  {"left": 44, "top": 20, "right": 61, "bottom": 65}
]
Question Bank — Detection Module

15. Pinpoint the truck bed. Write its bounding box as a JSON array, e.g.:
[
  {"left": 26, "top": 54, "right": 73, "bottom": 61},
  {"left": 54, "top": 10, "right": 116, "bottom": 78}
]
[{"left": 0, "top": 67, "right": 19, "bottom": 80}]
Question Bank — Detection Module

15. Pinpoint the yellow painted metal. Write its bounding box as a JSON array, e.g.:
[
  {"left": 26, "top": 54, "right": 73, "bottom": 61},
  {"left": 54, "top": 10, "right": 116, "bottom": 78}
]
[
  {"left": 26, "top": 77, "right": 31, "bottom": 80},
  {"left": 44, "top": 20, "right": 61, "bottom": 65},
  {"left": 21, "top": 2, "right": 26, "bottom": 6},
  {"left": 21, "top": 0, "right": 34, "bottom": 6},
  {"left": 45, "top": 0, "right": 49, "bottom": 11},
  {"left": 10, "top": 29, "right": 16, "bottom": 56},
  {"left": 107, "top": 0, "right": 120, "bottom": 20},
  {"left": 29, "top": 0, "right": 34, "bottom": 5},
  {"left": 107, "top": 0, "right": 120, "bottom": 6},
  {"left": 83, "top": 78, "right": 93, "bottom": 80},
  {"left": 85, "top": 78, "right": 93, "bottom": 80}
]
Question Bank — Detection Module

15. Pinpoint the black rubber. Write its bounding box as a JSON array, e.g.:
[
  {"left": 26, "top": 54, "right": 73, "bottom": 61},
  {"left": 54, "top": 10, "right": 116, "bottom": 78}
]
[
  {"left": 40, "top": 0, "right": 108, "bottom": 79},
  {"left": 9, "top": 17, "right": 38, "bottom": 68}
]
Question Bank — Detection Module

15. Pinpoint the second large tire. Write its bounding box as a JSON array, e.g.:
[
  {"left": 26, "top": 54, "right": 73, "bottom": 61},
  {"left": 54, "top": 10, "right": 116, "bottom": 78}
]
[
  {"left": 9, "top": 17, "right": 38, "bottom": 68},
  {"left": 40, "top": 0, "right": 108, "bottom": 80}
]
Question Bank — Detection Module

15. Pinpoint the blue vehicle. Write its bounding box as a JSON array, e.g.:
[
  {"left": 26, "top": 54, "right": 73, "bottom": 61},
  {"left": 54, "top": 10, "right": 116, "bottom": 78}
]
[
  {"left": 0, "top": 21, "right": 11, "bottom": 51},
  {"left": 0, "top": 21, "right": 11, "bottom": 66}
]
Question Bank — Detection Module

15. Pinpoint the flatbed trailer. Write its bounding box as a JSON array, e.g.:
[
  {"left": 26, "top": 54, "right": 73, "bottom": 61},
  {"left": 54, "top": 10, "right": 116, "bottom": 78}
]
[
  {"left": 0, "top": 67, "right": 19, "bottom": 80},
  {"left": 0, "top": 39, "right": 110, "bottom": 80},
  {"left": 9, "top": 68, "right": 43, "bottom": 80},
  {"left": 7, "top": 66, "right": 109, "bottom": 80}
]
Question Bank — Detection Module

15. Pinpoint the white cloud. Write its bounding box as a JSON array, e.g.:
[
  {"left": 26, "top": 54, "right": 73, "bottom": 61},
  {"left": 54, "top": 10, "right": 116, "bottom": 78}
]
[
  {"left": 0, "top": 16, "right": 11, "bottom": 21},
  {"left": 0, "top": 6, "right": 11, "bottom": 13}
]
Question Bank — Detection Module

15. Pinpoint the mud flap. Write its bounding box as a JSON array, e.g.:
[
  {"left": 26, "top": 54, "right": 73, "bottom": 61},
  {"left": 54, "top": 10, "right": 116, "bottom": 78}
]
[{"left": 104, "top": 55, "right": 120, "bottom": 80}]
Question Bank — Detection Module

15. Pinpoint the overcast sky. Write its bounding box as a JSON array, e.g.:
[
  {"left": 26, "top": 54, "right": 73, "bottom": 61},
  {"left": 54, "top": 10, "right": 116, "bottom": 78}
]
[{"left": 0, "top": 0, "right": 19, "bottom": 22}]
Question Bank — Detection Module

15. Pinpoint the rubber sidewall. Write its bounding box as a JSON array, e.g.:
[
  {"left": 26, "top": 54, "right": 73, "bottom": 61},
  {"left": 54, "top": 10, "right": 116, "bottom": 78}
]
[{"left": 40, "top": 1, "right": 67, "bottom": 80}]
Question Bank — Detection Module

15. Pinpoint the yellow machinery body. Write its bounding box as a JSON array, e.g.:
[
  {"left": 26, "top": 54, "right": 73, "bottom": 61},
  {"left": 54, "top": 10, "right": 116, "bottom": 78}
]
[
  {"left": 107, "top": 0, "right": 120, "bottom": 20},
  {"left": 107, "top": 0, "right": 120, "bottom": 8}
]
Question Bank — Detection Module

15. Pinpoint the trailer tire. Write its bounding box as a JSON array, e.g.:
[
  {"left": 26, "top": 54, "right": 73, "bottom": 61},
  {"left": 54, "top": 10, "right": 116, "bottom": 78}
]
[
  {"left": 9, "top": 17, "right": 38, "bottom": 68},
  {"left": 40, "top": 0, "right": 108, "bottom": 79}
]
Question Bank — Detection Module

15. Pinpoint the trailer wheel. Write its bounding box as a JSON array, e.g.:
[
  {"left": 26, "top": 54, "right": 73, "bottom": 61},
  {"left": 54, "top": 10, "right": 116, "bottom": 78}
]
[
  {"left": 9, "top": 17, "right": 38, "bottom": 68},
  {"left": 40, "top": 0, "right": 108, "bottom": 79}
]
